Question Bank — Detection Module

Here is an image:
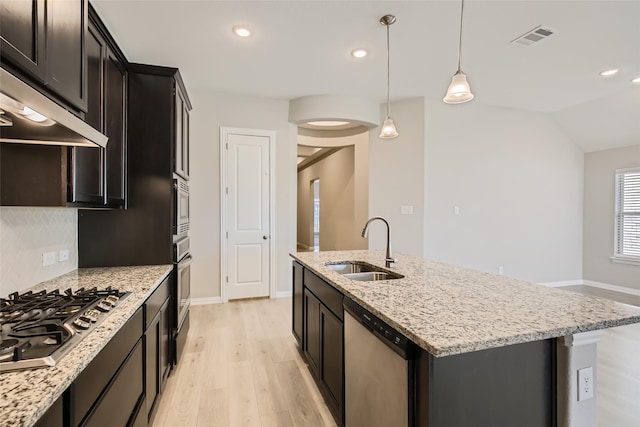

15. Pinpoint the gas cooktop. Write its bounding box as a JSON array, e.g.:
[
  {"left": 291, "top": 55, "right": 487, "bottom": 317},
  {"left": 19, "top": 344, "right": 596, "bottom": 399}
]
[{"left": 0, "top": 287, "right": 130, "bottom": 372}]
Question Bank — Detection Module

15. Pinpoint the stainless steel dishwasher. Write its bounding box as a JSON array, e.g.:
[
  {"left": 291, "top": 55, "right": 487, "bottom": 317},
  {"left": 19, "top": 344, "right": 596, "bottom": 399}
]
[{"left": 344, "top": 298, "right": 417, "bottom": 427}]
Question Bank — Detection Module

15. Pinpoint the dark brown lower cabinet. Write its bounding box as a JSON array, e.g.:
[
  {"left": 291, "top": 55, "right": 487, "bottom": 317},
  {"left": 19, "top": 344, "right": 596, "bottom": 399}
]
[
  {"left": 144, "top": 274, "right": 172, "bottom": 423},
  {"left": 303, "top": 285, "right": 344, "bottom": 426},
  {"left": 292, "top": 261, "right": 303, "bottom": 344},
  {"left": 303, "top": 289, "right": 321, "bottom": 375},
  {"left": 73, "top": 307, "right": 143, "bottom": 427},
  {"left": 33, "top": 394, "right": 64, "bottom": 427}
]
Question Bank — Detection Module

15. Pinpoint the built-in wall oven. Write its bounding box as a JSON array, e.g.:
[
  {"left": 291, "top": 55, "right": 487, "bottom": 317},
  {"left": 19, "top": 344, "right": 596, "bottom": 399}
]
[{"left": 174, "top": 236, "right": 191, "bottom": 364}]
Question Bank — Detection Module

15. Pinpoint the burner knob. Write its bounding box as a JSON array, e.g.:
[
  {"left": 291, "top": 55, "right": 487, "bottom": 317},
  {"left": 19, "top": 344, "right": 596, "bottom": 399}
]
[
  {"left": 96, "top": 301, "right": 112, "bottom": 312},
  {"left": 73, "top": 318, "right": 91, "bottom": 330},
  {"left": 105, "top": 295, "right": 120, "bottom": 305},
  {"left": 81, "top": 310, "right": 98, "bottom": 323}
]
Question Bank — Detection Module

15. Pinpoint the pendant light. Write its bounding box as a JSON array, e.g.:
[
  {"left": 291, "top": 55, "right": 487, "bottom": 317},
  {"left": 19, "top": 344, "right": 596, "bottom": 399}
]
[
  {"left": 379, "top": 14, "right": 399, "bottom": 139},
  {"left": 443, "top": 0, "right": 474, "bottom": 104}
]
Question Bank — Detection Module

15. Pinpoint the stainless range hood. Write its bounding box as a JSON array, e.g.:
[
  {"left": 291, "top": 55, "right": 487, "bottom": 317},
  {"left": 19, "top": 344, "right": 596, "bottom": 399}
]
[{"left": 0, "top": 68, "right": 108, "bottom": 148}]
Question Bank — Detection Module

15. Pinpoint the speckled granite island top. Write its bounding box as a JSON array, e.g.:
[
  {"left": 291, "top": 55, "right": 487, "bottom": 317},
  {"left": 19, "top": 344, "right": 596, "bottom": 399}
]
[
  {"left": 292, "top": 250, "right": 640, "bottom": 358},
  {"left": 0, "top": 264, "right": 173, "bottom": 427}
]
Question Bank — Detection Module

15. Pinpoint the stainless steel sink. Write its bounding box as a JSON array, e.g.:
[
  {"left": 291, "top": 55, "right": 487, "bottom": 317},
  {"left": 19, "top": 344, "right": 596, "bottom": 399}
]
[{"left": 325, "top": 261, "right": 404, "bottom": 281}]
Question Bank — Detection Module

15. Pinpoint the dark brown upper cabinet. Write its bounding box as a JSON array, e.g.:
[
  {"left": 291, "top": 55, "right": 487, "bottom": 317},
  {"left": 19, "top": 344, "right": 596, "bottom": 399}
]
[
  {"left": 174, "top": 80, "right": 191, "bottom": 180},
  {"left": 0, "top": 0, "right": 46, "bottom": 79},
  {"left": 70, "top": 10, "right": 126, "bottom": 208},
  {"left": 0, "top": 4, "right": 126, "bottom": 209},
  {"left": 0, "top": 0, "right": 88, "bottom": 112}
]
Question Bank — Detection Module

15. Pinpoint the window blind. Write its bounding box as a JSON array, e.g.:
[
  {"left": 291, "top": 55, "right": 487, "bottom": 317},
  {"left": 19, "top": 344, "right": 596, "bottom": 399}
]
[{"left": 616, "top": 168, "right": 640, "bottom": 258}]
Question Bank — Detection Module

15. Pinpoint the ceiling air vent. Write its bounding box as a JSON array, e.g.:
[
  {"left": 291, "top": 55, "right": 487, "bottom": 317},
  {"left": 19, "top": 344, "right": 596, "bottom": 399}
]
[{"left": 510, "top": 25, "right": 554, "bottom": 47}]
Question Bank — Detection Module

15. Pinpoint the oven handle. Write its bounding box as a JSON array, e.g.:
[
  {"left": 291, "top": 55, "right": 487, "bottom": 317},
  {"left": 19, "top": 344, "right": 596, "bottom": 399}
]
[{"left": 178, "top": 254, "right": 192, "bottom": 270}]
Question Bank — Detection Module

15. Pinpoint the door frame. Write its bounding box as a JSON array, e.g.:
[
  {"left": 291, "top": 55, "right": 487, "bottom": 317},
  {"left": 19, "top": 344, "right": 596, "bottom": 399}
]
[{"left": 220, "top": 127, "right": 276, "bottom": 303}]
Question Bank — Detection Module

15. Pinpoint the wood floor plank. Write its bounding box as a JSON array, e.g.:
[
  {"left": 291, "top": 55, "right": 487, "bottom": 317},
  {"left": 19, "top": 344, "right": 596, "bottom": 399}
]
[
  {"left": 152, "top": 298, "right": 337, "bottom": 427},
  {"left": 274, "top": 360, "right": 327, "bottom": 427},
  {"left": 228, "top": 360, "right": 262, "bottom": 427},
  {"left": 260, "top": 411, "right": 295, "bottom": 427}
]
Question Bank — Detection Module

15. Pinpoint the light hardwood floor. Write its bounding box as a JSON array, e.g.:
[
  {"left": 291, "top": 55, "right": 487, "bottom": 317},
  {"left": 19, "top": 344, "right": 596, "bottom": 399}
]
[{"left": 152, "top": 298, "right": 337, "bottom": 427}]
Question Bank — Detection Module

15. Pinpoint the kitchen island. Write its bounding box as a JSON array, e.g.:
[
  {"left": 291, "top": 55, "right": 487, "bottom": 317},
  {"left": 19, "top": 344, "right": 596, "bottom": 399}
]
[
  {"left": 0, "top": 265, "right": 173, "bottom": 427},
  {"left": 291, "top": 250, "right": 640, "bottom": 427}
]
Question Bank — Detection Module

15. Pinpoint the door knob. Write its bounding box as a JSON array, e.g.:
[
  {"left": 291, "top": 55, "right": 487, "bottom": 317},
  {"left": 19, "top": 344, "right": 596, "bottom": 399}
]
[{"left": 263, "top": 235, "right": 268, "bottom": 240}]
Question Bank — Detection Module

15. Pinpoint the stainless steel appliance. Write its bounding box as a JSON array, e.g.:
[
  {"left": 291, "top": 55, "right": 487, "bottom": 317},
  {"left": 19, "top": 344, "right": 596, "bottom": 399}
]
[
  {"left": 173, "top": 175, "right": 190, "bottom": 241},
  {"left": 0, "top": 68, "right": 108, "bottom": 148},
  {"left": 174, "top": 237, "right": 191, "bottom": 363},
  {"left": 343, "top": 297, "right": 417, "bottom": 427},
  {"left": 0, "top": 287, "right": 130, "bottom": 372}
]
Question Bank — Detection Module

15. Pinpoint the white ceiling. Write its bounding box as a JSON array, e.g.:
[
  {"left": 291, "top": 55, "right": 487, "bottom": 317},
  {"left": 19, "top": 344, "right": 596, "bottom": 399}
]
[{"left": 92, "top": 0, "right": 640, "bottom": 152}]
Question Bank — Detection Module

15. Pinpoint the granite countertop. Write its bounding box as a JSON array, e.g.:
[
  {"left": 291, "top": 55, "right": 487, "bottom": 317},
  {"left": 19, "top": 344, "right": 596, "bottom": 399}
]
[
  {"left": 0, "top": 265, "right": 173, "bottom": 427},
  {"left": 292, "top": 250, "right": 640, "bottom": 358}
]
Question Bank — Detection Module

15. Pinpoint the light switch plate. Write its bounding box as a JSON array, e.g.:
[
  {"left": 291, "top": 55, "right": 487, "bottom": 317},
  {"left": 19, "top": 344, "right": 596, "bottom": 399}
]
[
  {"left": 42, "top": 251, "right": 56, "bottom": 267},
  {"left": 401, "top": 205, "right": 413, "bottom": 215}
]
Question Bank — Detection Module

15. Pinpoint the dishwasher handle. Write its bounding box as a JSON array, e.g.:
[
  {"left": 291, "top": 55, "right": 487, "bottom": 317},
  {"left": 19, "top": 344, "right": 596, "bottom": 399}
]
[{"left": 344, "top": 297, "right": 417, "bottom": 359}]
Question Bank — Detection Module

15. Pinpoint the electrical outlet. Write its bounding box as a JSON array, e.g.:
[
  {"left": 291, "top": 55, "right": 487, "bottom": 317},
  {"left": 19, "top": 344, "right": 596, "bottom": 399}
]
[
  {"left": 577, "top": 366, "right": 594, "bottom": 401},
  {"left": 59, "top": 249, "right": 69, "bottom": 262},
  {"left": 454, "top": 206, "right": 460, "bottom": 215},
  {"left": 42, "top": 252, "right": 56, "bottom": 267},
  {"left": 498, "top": 266, "right": 504, "bottom": 275}
]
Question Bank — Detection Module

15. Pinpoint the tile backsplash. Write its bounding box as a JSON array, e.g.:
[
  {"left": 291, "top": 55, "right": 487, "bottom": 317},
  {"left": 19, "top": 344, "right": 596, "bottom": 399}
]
[{"left": 0, "top": 207, "right": 78, "bottom": 296}]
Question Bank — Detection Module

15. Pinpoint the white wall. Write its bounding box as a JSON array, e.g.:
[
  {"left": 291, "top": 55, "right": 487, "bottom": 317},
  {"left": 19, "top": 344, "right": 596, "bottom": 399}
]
[
  {"left": 423, "top": 99, "right": 584, "bottom": 283},
  {"left": 0, "top": 207, "right": 78, "bottom": 295},
  {"left": 368, "top": 97, "right": 583, "bottom": 283},
  {"left": 189, "top": 92, "right": 296, "bottom": 300},
  {"left": 368, "top": 98, "right": 426, "bottom": 258},
  {"left": 583, "top": 145, "right": 640, "bottom": 289}
]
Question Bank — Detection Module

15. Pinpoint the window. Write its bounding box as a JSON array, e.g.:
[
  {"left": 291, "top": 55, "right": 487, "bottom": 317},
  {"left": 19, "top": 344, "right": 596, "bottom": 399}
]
[{"left": 614, "top": 167, "right": 640, "bottom": 263}]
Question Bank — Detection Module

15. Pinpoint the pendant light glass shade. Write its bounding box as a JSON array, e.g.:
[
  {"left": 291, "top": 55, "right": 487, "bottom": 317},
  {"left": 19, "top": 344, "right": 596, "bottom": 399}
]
[
  {"left": 443, "top": 0, "right": 474, "bottom": 104},
  {"left": 379, "top": 15, "right": 399, "bottom": 139},
  {"left": 379, "top": 117, "right": 399, "bottom": 139},
  {"left": 443, "top": 70, "right": 474, "bottom": 104}
]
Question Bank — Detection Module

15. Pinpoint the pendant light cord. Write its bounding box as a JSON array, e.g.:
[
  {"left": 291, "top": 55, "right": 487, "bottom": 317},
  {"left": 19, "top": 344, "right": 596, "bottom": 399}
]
[
  {"left": 386, "top": 22, "right": 391, "bottom": 117},
  {"left": 457, "top": 0, "right": 465, "bottom": 72}
]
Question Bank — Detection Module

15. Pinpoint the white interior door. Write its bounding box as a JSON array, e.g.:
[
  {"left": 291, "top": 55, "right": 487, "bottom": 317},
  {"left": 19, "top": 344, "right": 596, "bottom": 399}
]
[{"left": 224, "top": 130, "right": 271, "bottom": 300}]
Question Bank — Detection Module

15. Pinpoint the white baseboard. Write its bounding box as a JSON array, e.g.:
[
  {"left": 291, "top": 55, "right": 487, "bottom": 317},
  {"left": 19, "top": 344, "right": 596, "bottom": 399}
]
[
  {"left": 191, "top": 296, "right": 222, "bottom": 305},
  {"left": 539, "top": 279, "right": 640, "bottom": 297},
  {"left": 275, "top": 290, "right": 292, "bottom": 298},
  {"left": 582, "top": 280, "right": 640, "bottom": 297},
  {"left": 538, "top": 279, "right": 584, "bottom": 288}
]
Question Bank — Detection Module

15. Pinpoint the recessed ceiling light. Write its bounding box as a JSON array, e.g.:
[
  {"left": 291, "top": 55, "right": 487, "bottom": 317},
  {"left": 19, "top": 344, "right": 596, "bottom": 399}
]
[
  {"left": 351, "top": 49, "right": 368, "bottom": 59},
  {"left": 599, "top": 68, "right": 619, "bottom": 77},
  {"left": 232, "top": 26, "right": 252, "bottom": 38},
  {"left": 307, "top": 121, "right": 351, "bottom": 127},
  {"left": 632, "top": 76, "right": 640, "bottom": 84}
]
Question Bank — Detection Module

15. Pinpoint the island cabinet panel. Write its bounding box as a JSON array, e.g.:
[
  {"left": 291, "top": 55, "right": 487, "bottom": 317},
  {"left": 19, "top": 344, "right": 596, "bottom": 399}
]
[
  {"left": 303, "top": 289, "right": 321, "bottom": 375},
  {"left": 415, "top": 339, "right": 555, "bottom": 427},
  {"left": 320, "top": 304, "right": 343, "bottom": 415},
  {"left": 300, "top": 266, "right": 345, "bottom": 426},
  {"left": 292, "top": 261, "right": 304, "bottom": 344}
]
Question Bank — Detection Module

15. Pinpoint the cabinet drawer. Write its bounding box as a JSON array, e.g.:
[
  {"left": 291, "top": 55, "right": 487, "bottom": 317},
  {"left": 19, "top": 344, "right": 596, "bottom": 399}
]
[
  {"left": 145, "top": 274, "right": 170, "bottom": 328},
  {"left": 82, "top": 338, "right": 144, "bottom": 427},
  {"left": 74, "top": 307, "right": 143, "bottom": 426},
  {"left": 304, "top": 270, "right": 343, "bottom": 321}
]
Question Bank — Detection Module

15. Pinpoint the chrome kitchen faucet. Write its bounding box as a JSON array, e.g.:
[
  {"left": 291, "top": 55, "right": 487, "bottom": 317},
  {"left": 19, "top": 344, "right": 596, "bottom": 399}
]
[{"left": 361, "top": 216, "right": 398, "bottom": 268}]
